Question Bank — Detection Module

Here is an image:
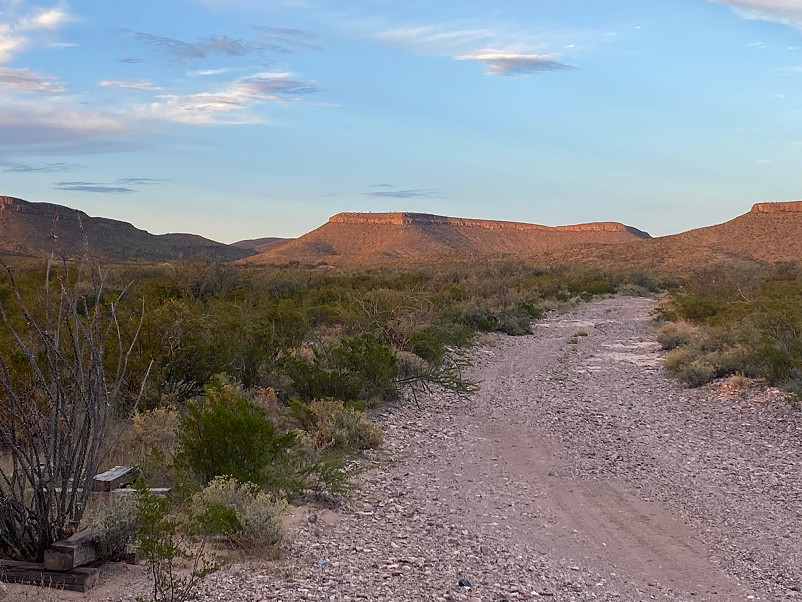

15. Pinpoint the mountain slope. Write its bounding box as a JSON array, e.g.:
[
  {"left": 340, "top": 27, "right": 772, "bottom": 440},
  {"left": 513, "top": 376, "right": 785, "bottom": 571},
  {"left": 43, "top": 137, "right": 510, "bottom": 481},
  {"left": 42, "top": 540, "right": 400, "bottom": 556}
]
[
  {"left": 0, "top": 196, "right": 252, "bottom": 261},
  {"left": 545, "top": 202, "right": 802, "bottom": 272},
  {"left": 245, "top": 212, "right": 651, "bottom": 266},
  {"left": 231, "top": 236, "right": 292, "bottom": 254}
]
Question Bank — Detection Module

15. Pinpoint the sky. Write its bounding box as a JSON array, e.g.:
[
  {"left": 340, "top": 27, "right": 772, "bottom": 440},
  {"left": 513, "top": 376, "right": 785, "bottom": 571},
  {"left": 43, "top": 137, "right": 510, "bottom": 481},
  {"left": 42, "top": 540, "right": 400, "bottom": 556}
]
[{"left": 1, "top": 0, "right": 802, "bottom": 242}]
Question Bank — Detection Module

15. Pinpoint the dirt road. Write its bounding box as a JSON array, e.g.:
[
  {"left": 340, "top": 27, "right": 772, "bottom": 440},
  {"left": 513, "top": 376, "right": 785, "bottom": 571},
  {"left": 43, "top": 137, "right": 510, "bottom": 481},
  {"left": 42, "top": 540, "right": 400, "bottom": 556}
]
[{"left": 83, "top": 296, "right": 802, "bottom": 601}]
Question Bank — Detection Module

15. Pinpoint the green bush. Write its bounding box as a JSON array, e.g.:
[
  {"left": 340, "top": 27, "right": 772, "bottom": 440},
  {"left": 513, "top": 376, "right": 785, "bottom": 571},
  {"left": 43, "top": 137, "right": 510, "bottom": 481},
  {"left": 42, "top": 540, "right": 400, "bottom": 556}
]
[
  {"left": 286, "top": 333, "right": 399, "bottom": 402},
  {"left": 177, "top": 383, "right": 296, "bottom": 490},
  {"left": 135, "top": 483, "right": 215, "bottom": 602},
  {"left": 496, "top": 307, "right": 532, "bottom": 336},
  {"left": 409, "top": 328, "right": 446, "bottom": 363}
]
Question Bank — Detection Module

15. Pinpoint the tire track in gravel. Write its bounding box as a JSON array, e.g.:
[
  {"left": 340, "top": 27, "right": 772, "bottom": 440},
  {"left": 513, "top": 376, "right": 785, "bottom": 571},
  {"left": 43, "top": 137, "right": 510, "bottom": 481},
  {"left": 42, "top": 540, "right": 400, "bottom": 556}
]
[{"left": 189, "top": 296, "right": 801, "bottom": 602}]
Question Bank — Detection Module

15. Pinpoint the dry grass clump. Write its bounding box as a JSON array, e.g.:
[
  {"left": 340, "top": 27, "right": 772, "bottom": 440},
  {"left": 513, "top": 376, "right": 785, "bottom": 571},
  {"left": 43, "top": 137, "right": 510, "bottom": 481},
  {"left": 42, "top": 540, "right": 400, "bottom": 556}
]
[
  {"left": 728, "top": 373, "right": 751, "bottom": 389},
  {"left": 656, "top": 322, "right": 697, "bottom": 350},
  {"left": 191, "top": 476, "right": 287, "bottom": 556},
  {"left": 0, "top": 583, "right": 61, "bottom": 602},
  {"left": 107, "top": 407, "right": 181, "bottom": 487}
]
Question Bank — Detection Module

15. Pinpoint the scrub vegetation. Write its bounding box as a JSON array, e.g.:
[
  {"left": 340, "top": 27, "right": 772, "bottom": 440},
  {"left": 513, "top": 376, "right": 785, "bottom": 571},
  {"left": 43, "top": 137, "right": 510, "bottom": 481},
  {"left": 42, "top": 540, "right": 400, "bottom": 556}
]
[
  {"left": 0, "top": 255, "right": 666, "bottom": 598},
  {"left": 657, "top": 262, "right": 802, "bottom": 399}
]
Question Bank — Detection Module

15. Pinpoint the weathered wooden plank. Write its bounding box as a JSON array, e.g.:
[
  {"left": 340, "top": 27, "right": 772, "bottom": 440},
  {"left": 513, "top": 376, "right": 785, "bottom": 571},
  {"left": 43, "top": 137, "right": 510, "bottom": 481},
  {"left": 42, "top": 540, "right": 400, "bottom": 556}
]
[
  {"left": 0, "top": 559, "right": 99, "bottom": 592},
  {"left": 111, "top": 486, "right": 171, "bottom": 497},
  {"left": 43, "top": 527, "right": 100, "bottom": 571},
  {"left": 91, "top": 465, "right": 138, "bottom": 492}
]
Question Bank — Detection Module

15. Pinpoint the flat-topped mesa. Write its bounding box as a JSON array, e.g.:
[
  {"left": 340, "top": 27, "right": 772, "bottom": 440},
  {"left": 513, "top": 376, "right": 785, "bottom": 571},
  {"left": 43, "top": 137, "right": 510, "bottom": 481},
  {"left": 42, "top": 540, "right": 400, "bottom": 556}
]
[
  {"left": 329, "top": 212, "right": 651, "bottom": 238},
  {"left": 750, "top": 201, "right": 802, "bottom": 214}
]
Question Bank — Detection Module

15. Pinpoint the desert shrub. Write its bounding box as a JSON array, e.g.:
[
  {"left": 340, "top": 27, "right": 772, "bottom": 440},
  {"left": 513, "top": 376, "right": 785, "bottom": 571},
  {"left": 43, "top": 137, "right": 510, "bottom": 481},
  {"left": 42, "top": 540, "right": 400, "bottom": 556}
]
[
  {"left": 409, "top": 328, "right": 446, "bottom": 363},
  {"left": 286, "top": 333, "right": 399, "bottom": 402},
  {"left": 461, "top": 308, "right": 498, "bottom": 332},
  {"left": 657, "top": 322, "right": 697, "bottom": 350},
  {"left": 672, "top": 293, "right": 723, "bottom": 323},
  {"left": 496, "top": 307, "right": 532, "bottom": 336},
  {"left": 680, "top": 359, "right": 718, "bottom": 387},
  {"left": 288, "top": 398, "right": 382, "bottom": 453},
  {"left": 191, "top": 476, "right": 286, "bottom": 553},
  {"left": 515, "top": 299, "right": 543, "bottom": 320},
  {"left": 135, "top": 483, "right": 215, "bottom": 602},
  {"left": 284, "top": 357, "right": 359, "bottom": 402},
  {"left": 332, "top": 333, "right": 399, "bottom": 400},
  {"left": 88, "top": 497, "right": 138, "bottom": 560},
  {"left": 617, "top": 283, "right": 651, "bottom": 297},
  {"left": 625, "top": 272, "right": 660, "bottom": 292},
  {"left": 664, "top": 345, "right": 699, "bottom": 377},
  {"left": 437, "top": 321, "right": 475, "bottom": 348},
  {"left": 109, "top": 408, "right": 181, "bottom": 487},
  {"left": 177, "top": 383, "right": 296, "bottom": 491}
]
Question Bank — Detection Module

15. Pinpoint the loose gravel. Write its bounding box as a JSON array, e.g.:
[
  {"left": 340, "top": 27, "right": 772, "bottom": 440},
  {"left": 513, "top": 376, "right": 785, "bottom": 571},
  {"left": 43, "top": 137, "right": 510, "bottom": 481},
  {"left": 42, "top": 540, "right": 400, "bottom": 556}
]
[{"left": 77, "top": 296, "right": 801, "bottom": 602}]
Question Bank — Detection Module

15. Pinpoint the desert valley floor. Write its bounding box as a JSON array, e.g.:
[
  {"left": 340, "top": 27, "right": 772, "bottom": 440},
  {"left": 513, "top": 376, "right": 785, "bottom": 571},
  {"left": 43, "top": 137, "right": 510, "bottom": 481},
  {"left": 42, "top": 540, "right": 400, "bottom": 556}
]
[{"left": 51, "top": 296, "right": 801, "bottom": 602}]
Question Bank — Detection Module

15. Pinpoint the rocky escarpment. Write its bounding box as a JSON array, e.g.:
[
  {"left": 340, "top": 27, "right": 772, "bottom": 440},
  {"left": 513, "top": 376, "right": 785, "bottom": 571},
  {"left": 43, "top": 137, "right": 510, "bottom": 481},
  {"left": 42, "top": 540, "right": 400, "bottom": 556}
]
[
  {"left": 750, "top": 201, "right": 802, "bottom": 213},
  {"left": 329, "top": 212, "right": 651, "bottom": 238}
]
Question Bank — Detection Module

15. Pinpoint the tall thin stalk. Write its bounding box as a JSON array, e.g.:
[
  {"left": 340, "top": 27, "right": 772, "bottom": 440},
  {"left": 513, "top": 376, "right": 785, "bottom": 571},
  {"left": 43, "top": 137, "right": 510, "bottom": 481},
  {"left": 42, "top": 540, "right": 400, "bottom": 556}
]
[{"left": 0, "top": 255, "right": 147, "bottom": 561}]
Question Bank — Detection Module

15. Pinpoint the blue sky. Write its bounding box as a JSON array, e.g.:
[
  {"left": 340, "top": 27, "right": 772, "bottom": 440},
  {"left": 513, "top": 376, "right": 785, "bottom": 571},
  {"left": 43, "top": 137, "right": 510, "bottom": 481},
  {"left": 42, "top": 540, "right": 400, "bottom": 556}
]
[{"left": 1, "top": 0, "right": 801, "bottom": 242}]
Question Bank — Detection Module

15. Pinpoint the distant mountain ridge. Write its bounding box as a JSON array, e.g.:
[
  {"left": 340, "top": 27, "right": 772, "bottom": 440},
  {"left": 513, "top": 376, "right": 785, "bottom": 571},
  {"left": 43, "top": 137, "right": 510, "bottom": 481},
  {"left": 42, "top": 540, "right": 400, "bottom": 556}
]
[
  {"left": 231, "top": 236, "right": 292, "bottom": 254},
  {"left": 246, "top": 211, "right": 651, "bottom": 266},
  {"left": 246, "top": 203, "right": 802, "bottom": 271},
  {"left": 0, "top": 196, "right": 252, "bottom": 261}
]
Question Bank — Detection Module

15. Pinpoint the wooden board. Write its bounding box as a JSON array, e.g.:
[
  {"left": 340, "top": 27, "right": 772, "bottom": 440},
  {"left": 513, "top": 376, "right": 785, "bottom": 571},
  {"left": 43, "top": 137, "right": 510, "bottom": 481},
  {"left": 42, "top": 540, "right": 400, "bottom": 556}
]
[
  {"left": 0, "top": 559, "right": 100, "bottom": 592},
  {"left": 43, "top": 528, "right": 99, "bottom": 571},
  {"left": 91, "top": 465, "right": 138, "bottom": 492},
  {"left": 111, "top": 486, "right": 172, "bottom": 497}
]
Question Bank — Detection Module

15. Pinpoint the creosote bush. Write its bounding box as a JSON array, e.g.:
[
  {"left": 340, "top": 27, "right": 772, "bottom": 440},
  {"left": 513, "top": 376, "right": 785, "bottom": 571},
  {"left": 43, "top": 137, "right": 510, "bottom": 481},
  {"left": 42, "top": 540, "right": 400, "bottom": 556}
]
[{"left": 177, "top": 383, "right": 296, "bottom": 492}]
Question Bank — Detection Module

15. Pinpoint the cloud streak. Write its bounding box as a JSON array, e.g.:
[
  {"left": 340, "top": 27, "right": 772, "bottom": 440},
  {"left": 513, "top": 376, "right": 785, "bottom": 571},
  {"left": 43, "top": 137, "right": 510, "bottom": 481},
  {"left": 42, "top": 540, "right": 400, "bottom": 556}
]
[
  {"left": 711, "top": 1, "right": 802, "bottom": 30},
  {"left": 100, "top": 79, "right": 163, "bottom": 91},
  {"left": 456, "top": 52, "right": 573, "bottom": 76},
  {"left": 139, "top": 72, "right": 320, "bottom": 125},
  {"left": 0, "top": 66, "right": 65, "bottom": 92},
  {"left": 53, "top": 177, "right": 167, "bottom": 193},
  {"left": 125, "top": 28, "right": 321, "bottom": 61},
  {"left": 54, "top": 181, "right": 135, "bottom": 194},
  {"left": 364, "top": 188, "right": 439, "bottom": 199},
  {"left": 3, "top": 161, "right": 80, "bottom": 172},
  {"left": 375, "top": 24, "right": 572, "bottom": 77}
]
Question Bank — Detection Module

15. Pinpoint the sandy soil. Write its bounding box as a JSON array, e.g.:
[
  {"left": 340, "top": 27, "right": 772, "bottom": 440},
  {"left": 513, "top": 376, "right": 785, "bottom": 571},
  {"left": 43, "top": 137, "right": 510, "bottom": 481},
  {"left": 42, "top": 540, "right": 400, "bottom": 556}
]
[{"left": 16, "top": 295, "right": 801, "bottom": 602}]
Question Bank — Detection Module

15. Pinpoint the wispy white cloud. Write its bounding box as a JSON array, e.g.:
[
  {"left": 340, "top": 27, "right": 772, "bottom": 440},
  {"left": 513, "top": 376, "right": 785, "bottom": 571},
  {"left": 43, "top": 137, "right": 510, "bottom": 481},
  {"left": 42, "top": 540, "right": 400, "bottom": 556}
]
[
  {"left": 375, "top": 24, "right": 572, "bottom": 77},
  {"left": 100, "top": 79, "right": 163, "bottom": 91},
  {"left": 191, "top": 68, "right": 229, "bottom": 76},
  {"left": 137, "top": 72, "right": 320, "bottom": 125},
  {"left": 456, "top": 51, "right": 573, "bottom": 76},
  {"left": 711, "top": 1, "right": 802, "bottom": 30},
  {"left": 0, "top": 66, "right": 65, "bottom": 92},
  {"left": 0, "top": 2, "right": 72, "bottom": 65}
]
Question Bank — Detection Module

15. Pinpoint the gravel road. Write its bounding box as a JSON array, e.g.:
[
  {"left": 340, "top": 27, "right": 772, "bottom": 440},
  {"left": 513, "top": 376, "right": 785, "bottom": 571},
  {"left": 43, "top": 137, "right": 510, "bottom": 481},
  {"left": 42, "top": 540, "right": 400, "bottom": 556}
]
[{"left": 75, "top": 296, "right": 802, "bottom": 602}]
